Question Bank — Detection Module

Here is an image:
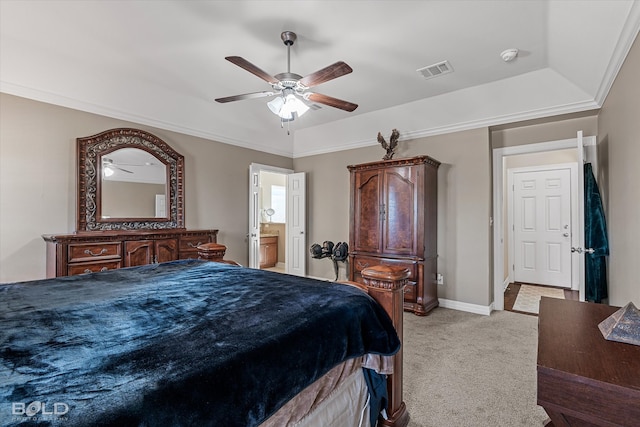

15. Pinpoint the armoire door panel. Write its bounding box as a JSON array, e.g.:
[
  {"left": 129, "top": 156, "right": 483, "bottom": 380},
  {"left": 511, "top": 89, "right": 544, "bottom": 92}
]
[
  {"left": 353, "top": 171, "right": 382, "bottom": 253},
  {"left": 384, "top": 168, "right": 417, "bottom": 255}
]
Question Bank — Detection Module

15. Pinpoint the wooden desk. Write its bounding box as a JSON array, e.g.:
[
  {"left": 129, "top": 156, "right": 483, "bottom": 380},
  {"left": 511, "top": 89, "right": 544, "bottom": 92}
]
[{"left": 537, "top": 297, "right": 640, "bottom": 426}]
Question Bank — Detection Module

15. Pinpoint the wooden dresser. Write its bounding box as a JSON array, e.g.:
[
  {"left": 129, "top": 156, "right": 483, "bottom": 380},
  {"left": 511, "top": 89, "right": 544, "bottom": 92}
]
[
  {"left": 43, "top": 229, "right": 218, "bottom": 278},
  {"left": 347, "top": 156, "right": 440, "bottom": 315},
  {"left": 537, "top": 297, "right": 640, "bottom": 426}
]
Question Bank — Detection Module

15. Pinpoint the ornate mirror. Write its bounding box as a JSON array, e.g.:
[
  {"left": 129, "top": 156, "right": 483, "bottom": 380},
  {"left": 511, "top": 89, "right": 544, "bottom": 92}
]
[{"left": 77, "top": 128, "right": 184, "bottom": 231}]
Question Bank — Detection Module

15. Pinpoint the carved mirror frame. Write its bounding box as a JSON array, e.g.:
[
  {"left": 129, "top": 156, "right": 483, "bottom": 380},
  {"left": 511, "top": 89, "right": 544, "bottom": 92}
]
[{"left": 77, "top": 128, "right": 184, "bottom": 231}]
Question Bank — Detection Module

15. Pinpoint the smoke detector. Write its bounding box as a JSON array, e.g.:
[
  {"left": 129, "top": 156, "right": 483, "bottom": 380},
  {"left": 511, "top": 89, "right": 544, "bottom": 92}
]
[{"left": 500, "top": 48, "right": 519, "bottom": 62}]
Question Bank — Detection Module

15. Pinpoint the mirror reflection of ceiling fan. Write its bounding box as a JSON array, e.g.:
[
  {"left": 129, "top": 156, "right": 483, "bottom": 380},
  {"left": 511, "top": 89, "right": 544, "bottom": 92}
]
[
  {"left": 102, "top": 157, "right": 133, "bottom": 174},
  {"left": 215, "top": 31, "right": 358, "bottom": 122}
]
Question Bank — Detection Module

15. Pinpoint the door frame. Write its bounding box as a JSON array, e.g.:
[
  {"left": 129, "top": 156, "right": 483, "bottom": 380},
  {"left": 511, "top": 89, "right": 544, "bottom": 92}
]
[
  {"left": 492, "top": 135, "right": 596, "bottom": 310},
  {"left": 507, "top": 163, "right": 578, "bottom": 290}
]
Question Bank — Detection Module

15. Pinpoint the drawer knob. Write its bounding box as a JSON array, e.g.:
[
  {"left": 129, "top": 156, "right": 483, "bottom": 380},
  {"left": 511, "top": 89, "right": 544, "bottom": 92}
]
[
  {"left": 84, "top": 267, "right": 108, "bottom": 274},
  {"left": 84, "top": 248, "right": 107, "bottom": 257}
]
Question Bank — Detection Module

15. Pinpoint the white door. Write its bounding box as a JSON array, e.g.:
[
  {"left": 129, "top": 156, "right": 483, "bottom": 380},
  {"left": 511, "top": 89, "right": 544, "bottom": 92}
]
[
  {"left": 286, "top": 172, "right": 306, "bottom": 276},
  {"left": 248, "top": 164, "right": 262, "bottom": 269},
  {"left": 511, "top": 167, "right": 573, "bottom": 287}
]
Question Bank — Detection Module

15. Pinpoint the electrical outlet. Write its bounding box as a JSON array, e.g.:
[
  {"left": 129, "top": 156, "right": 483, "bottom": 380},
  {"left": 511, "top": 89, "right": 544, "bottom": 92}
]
[{"left": 437, "top": 273, "right": 444, "bottom": 285}]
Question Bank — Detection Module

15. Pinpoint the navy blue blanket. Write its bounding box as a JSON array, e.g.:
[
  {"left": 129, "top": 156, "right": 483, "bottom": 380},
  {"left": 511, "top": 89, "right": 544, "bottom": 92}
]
[{"left": 0, "top": 260, "right": 399, "bottom": 426}]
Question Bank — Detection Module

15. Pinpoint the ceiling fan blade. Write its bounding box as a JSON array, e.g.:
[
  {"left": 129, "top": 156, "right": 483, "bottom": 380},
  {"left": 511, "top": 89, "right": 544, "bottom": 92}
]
[
  {"left": 116, "top": 166, "right": 134, "bottom": 174},
  {"left": 215, "top": 91, "right": 276, "bottom": 103},
  {"left": 225, "top": 56, "right": 279, "bottom": 85},
  {"left": 298, "top": 61, "right": 353, "bottom": 88},
  {"left": 305, "top": 92, "right": 358, "bottom": 112}
]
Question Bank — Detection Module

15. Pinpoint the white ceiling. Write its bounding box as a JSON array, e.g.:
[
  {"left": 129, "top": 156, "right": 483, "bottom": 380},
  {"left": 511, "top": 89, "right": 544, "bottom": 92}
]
[{"left": 1, "top": 1, "right": 639, "bottom": 158}]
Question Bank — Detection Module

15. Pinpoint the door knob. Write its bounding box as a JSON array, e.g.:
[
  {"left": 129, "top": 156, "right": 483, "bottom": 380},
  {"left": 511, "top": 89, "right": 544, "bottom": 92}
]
[{"left": 563, "top": 232, "right": 569, "bottom": 237}]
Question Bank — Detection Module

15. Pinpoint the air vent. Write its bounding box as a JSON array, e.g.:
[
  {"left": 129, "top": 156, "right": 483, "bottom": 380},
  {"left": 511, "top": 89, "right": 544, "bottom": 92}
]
[{"left": 417, "top": 60, "right": 453, "bottom": 79}]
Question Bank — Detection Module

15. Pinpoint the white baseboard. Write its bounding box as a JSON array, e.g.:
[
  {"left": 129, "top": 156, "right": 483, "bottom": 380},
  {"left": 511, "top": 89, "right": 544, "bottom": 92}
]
[
  {"left": 305, "top": 280, "right": 494, "bottom": 316},
  {"left": 306, "top": 274, "right": 333, "bottom": 282},
  {"left": 438, "top": 298, "right": 492, "bottom": 316},
  {"left": 276, "top": 262, "right": 286, "bottom": 269},
  {"left": 503, "top": 278, "right": 510, "bottom": 291}
]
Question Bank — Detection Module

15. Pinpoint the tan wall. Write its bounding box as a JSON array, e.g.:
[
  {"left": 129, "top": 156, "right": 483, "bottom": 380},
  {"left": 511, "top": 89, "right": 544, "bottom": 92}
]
[
  {"left": 598, "top": 34, "right": 640, "bottom": 306},
  {"left": 0, "top": 93, "right": 292, "bottom": 282},
  {"left": 504, "top": 149, "right": 578, "bottom": 169},
  {"left": 102, "top": 181, "right": 165, "bottom": 218},
  {"left": 295, "top": 127, "right": 493, "bottom": 306}
]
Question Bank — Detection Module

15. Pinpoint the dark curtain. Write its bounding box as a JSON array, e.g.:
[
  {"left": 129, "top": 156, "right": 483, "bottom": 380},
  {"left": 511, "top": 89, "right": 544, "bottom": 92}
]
[{"left": 584, "top": 163, "right": 609, "bottom": 303}]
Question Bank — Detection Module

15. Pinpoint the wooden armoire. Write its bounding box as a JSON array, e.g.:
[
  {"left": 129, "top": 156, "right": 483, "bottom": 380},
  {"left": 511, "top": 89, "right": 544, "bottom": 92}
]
[{"left": 347, "top": 155, "right": 440, "bottom": 315}]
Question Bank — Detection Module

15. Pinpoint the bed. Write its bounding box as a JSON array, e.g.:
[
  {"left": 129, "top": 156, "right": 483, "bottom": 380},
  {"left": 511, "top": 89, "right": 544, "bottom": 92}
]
[{"left": 1, "top": 259, "right": 409, "bottom": 427}]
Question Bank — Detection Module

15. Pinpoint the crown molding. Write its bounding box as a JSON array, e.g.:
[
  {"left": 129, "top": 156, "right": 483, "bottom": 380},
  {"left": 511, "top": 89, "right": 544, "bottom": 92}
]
[
  {"left": 594, "top": 1, "right": 640, "bottom": 105},
  {"left": 292, "top": 99, "right": 600, "bottom": 158},
  {"left": 0, "top": 82, "right": 295, "bottom": 158}
]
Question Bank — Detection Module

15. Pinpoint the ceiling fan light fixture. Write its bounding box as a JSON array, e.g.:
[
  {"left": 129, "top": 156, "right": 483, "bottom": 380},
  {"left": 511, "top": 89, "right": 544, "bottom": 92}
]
[
  {"left": 267, "top": 96, "right": 284, "bottom": 115},
  {"left": 267, "top": 92, "right": 309, "bottom": 121},
  {"left": 282, "top": 93, "right": 309, "bottom": 117},
  {"left": 103, "top": 166, "right": 114, "bottom": 177}
]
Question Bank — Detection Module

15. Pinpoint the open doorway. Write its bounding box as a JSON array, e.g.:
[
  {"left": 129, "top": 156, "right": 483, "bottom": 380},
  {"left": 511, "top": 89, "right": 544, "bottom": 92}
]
[
  {"left": 259, "top": 171, "right": 287, "bottom": 273},
  {"left": 507, "top": 160, "right": 578, "bottom": 289},
  {"left": 248, "top": 163, "right": 307, "bottom": 276},
  {"left": 492, "top": 134, "right": 597, "bottom": 310}
]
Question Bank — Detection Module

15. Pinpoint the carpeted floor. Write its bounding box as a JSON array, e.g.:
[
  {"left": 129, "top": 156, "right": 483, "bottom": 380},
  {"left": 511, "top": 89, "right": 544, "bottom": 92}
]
[
  {"left": 512, "top": 284, "right": 565, "bottom": 315},
  {"left": 403, "top": 308, "right": 548, "bottom": 427}
]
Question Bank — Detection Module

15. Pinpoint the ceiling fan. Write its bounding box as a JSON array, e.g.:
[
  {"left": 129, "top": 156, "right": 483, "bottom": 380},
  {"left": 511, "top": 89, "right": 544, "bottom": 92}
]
[
  {"left": 215, "top": 31, "right": 358, "bottom": 121},
  {"left": 102, "top": 158, "right": 133, "bottom": 174}
]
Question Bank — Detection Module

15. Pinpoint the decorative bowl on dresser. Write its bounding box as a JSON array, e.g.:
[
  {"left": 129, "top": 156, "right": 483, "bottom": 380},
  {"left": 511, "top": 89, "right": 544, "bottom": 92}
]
[
  {"left": 347, "top": 155, "right": 440, "bottom": 315},
  {"left": 44, "top": 128, "right": 220, "bottom": 277}
]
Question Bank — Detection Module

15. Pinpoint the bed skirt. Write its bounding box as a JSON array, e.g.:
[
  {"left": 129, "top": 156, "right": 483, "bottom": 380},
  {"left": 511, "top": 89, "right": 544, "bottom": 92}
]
[{"left": 261, "top": 357, "right": 370, "bottom": 427}]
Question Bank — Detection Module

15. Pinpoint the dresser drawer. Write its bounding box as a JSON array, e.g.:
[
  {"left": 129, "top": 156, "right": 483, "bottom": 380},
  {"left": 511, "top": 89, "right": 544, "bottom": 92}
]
[
  {"left": 68, "top": 242, "right": 121, "bottom": 262},
  {"left": 403, "top": 282, "right": 417, "bottom": 301},
  {"left": 68, "top": 260, "right": 122, "bottom": 276},
  {"left": 179, "top": 234, "right": 212, "bottom": 252}
]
